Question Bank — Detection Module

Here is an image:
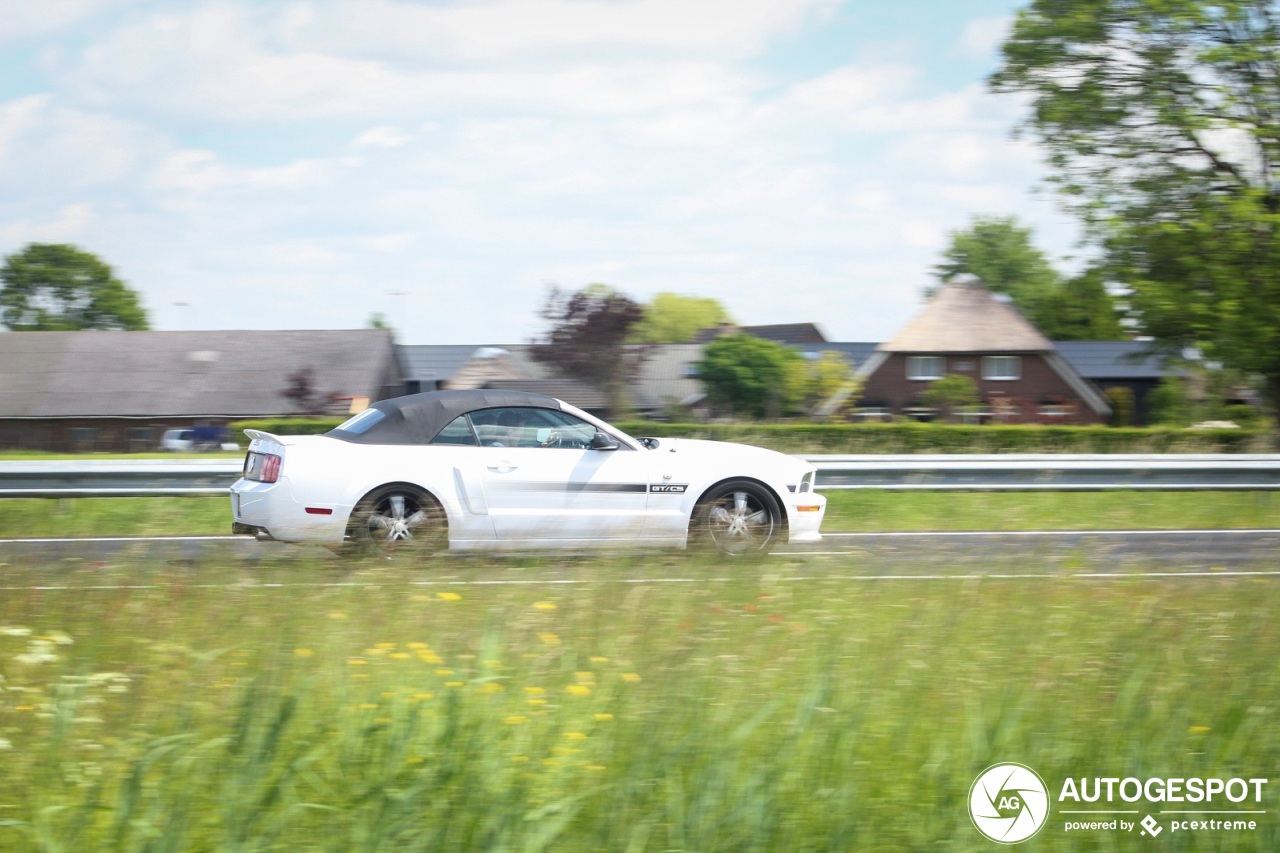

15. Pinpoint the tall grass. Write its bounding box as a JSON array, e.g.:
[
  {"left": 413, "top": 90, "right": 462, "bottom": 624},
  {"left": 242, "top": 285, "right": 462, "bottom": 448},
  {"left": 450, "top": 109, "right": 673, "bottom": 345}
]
[{"left": 1, "top": 555, "right": 1276, "bottom": 851}]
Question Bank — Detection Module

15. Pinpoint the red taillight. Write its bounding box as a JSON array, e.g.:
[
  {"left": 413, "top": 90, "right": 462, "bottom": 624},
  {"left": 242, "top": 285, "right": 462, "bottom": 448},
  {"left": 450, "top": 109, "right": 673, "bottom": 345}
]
[{"left": 243, "top": 451, "right": 282, "bottom": 483}]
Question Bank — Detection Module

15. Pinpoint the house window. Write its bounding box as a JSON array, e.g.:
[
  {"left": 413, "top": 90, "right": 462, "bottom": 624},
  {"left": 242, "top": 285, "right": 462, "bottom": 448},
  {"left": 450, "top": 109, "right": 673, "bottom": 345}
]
[
  {"left": 983, "top": 355, "right": 1021, "bottom": 381},
  {"left": 906, "top": 356, "right": 945, "bottom": 381},
  {"left": 68, "top": 427, "right": 98, "bottom": 451}
]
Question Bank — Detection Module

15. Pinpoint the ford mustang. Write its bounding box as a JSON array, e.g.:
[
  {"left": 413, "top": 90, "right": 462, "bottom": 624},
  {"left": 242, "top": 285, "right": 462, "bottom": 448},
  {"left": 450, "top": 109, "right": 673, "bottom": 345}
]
[{"left": 230, "top": 389, "right": 825, "bottom": 557}]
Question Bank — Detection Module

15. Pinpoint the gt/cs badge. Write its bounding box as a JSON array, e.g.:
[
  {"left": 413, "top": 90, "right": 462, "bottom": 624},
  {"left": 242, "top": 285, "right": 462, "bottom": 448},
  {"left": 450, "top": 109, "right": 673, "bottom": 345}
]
[{"left": 649, "top": 484, "right": 688, "bottom": 493}]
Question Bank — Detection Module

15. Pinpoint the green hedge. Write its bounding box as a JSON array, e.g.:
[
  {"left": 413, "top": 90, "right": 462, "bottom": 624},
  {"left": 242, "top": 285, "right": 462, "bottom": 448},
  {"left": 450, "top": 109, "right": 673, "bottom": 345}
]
[
  {"left": 228, "top": 417, "right": 1273, "bottom": 454},
  {"left": 613, "top": 421, "right": 1274, "bottom": 454},
  {"left": 229, "top": 417, "right": 345, "bottom": 437}
]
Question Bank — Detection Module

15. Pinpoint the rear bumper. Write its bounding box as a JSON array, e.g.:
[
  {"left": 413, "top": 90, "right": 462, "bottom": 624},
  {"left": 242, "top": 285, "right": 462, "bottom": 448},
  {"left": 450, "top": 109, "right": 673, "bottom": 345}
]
[
  {"left": 232, "top": 521, "right": 275, "bottom": 540},
  {"left": 231, "top": 478, "right": 350, "bottom": 545}
]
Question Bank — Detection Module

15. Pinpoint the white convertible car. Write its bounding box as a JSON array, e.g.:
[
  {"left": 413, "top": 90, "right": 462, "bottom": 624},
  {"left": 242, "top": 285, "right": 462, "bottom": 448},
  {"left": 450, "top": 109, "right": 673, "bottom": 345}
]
[{"left": 231, "top": 390, "right": 825, "bottom": 557}]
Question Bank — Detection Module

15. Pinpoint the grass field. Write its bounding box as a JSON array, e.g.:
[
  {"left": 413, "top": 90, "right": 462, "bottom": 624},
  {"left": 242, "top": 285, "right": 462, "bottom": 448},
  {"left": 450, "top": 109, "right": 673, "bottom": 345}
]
[
  {"left": 0, "top": 552, "right": 1276, "bottom": 851},
  {"left": 0, "top": 492, "right": 1277, "bottom": 850}
]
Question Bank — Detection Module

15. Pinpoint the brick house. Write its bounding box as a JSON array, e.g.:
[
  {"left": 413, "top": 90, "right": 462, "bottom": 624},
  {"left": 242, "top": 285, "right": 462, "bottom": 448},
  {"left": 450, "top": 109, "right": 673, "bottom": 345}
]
[{"left": 856, "top": 278, "right": 1112, "bottom": 424}]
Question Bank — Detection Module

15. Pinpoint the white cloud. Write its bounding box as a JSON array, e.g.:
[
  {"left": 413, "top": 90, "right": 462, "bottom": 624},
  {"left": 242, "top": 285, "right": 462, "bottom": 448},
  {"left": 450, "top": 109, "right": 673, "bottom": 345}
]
[
  {"left": 352, "top": 126, "right": 410, "bottom": 149},
  {"left": 957, "top": 16, "right": 1011, "bottom": 59},
  {"left": 146, "top": 149, "right": 346, "bottom": 196},
  {"left": 0, "top": 0, "right": 118, "bottom": 42},
  {"left": 0, "top": 95, "right": 165, "bottom": 196},
  {"left": 324, "top": 0, "right": 840, "bottom": 60},
  {"left": 0, "top": 202, "right": 94, "bottom": 244},
  {"left": 0, "top": 0, "right": 1080, "bottom": 345}
]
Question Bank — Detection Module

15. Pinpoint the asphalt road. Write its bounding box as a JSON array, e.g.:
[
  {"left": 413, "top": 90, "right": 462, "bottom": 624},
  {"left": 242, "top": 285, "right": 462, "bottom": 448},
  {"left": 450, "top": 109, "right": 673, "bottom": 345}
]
[{"left": 0, "top": 529, "right": 1277, "bottom": 579}]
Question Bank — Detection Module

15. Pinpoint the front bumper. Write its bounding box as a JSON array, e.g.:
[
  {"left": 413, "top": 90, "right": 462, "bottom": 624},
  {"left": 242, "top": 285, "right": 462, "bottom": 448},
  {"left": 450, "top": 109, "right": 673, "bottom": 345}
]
[{"left": 786, "top": 491, "right": 826, "bottom": 544}]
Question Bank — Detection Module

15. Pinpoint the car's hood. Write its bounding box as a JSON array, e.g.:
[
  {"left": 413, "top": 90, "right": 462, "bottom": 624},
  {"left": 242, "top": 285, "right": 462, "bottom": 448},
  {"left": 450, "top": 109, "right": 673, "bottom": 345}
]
[{"left": 644, "top": 436, "right": 811, "bottom": 474}]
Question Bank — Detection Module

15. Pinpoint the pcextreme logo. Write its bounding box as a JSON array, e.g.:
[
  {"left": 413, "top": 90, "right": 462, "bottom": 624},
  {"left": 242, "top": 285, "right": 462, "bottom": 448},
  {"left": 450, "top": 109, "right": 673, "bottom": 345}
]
[
  {"left": 969, "top": 763, "right": 1051, "bottom": 844},
  {"left": 969, "top": 764, "right": 1270, "bottom": 844}
]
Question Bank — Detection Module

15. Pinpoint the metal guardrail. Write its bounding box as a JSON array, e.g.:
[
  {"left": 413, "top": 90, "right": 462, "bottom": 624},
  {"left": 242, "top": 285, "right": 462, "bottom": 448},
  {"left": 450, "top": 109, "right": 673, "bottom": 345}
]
[
  {"left": 808, "top": 454, "right": 1280, "bottom": 491},
  {"left": 0, "top": 459, "right": 244, "bottom": 498},
  {"left": 0, "top": 455, "right": 1278, "bottom": 497}
]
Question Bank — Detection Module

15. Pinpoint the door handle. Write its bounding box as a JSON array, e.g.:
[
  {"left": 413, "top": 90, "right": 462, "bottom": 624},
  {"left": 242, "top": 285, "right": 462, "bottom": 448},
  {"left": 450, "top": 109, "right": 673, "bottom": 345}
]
[{"left": 487, "top": 463, "right": 517, "bottom": 473}]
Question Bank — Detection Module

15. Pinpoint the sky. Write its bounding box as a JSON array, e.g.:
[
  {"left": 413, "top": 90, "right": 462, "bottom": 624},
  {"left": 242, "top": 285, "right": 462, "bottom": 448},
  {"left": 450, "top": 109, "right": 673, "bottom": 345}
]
[{"left": 0, "top": 0, "right": 1086, "bottom": 346}]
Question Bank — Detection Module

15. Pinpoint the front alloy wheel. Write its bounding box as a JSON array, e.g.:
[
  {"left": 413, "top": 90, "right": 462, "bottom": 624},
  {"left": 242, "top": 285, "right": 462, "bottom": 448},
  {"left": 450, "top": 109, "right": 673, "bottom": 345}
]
[
  {"left": 349, "top": 486, "right": 445, "bottom": 558},
  {"left": 692, "top": 480, "right": 782, "bottom": 556}
]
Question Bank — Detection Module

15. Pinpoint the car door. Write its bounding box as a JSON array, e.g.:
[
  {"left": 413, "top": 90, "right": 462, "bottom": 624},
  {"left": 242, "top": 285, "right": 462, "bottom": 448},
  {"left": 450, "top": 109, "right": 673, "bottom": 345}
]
[{"left": 471, "top": 407, "right": 654, "bottom": 543}]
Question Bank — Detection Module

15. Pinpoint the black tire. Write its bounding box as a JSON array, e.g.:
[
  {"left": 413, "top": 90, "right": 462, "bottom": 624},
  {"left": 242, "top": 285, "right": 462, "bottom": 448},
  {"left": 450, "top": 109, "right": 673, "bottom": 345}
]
[
  {"left": 347, "top": 484, "right": 446, "bottom": 559},
  {"left": 690, "top": 479, "right": 783, "bottom": 556}
]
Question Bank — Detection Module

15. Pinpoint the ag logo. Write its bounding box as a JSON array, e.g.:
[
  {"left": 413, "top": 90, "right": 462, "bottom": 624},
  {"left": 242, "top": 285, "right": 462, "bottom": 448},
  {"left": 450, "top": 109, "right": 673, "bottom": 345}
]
[{"left": 969, "top": 763, "right": 1050, "bottom": 844}]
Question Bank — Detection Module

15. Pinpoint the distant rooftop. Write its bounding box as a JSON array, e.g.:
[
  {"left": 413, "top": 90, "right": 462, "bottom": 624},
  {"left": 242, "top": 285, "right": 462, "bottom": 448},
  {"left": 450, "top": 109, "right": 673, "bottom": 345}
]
[
  {"left": 879, "top": 278, "right": 1053, "bottom": 353},
  {"left": 692, "top": 323, "right": 827, "bottom": 345}
]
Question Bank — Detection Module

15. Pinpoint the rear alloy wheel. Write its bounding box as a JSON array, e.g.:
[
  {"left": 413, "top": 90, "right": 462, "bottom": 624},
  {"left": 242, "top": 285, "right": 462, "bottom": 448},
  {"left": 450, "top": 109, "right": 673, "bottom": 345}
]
[
  {"left": 349, "top": 485, "right": 446, "bottom": 558},
  {"left": 691, "top": 479, "right": 782, "bottom": 556}
]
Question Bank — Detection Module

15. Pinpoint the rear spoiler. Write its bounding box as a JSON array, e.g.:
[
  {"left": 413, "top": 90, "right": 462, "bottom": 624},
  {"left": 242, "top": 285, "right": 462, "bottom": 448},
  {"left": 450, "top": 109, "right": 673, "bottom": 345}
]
[{"left": 244, "top": 429, "right": 285, "bottom": 444}]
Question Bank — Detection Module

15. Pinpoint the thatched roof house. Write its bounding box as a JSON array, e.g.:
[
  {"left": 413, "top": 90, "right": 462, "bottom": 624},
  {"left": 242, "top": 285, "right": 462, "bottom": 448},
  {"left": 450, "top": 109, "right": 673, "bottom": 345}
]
[{"left": 857, "top": 278, "right": 1111, "bottom": 424}]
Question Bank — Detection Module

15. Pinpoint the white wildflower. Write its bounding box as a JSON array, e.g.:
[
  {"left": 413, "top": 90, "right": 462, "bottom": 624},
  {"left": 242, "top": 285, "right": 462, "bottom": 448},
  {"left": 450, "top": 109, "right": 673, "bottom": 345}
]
[{"left": 15, "top": 639, "right": 59, "bottom": 665}]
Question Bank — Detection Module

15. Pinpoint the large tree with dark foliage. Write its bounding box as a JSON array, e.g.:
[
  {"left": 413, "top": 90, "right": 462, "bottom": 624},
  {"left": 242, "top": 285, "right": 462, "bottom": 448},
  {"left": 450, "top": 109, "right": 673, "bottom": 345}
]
[
  {"left": 991, "top": 0, "right": 1280, "bottom": 426},
  {"left": 0, "top": 243, "right": 149, "bottom": 331},
  {"left": 531, "top": 284, "right": 647, "bottom": 414}
]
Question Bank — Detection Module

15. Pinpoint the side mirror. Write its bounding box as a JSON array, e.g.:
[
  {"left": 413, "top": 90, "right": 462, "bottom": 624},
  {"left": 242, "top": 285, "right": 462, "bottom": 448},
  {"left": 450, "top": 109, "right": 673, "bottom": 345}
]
[{"left": 590, "top": 431, "right": 620, "bottom": 451}]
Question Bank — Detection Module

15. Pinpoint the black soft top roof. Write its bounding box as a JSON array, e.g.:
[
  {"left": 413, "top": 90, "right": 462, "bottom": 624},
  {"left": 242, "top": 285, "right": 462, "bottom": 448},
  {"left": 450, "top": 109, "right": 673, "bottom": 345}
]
[{"left": 328, "top": 389, "right": 568, "bottom": 445}]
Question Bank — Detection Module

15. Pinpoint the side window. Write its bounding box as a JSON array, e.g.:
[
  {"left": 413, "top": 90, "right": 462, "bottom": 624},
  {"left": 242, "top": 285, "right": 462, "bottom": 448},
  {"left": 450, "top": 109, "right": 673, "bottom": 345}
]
[
  {"left": 469, "top": 407, "right": 601, "bottom": 448},
  {"left": 430, "top": 414, "right": 478, "bottom": 446}
]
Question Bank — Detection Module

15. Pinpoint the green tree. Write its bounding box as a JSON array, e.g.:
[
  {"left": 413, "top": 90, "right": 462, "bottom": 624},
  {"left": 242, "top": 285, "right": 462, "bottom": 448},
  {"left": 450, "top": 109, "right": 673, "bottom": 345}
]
[
  {"left": 696, "top": 334, "right": 808, "bottom": 418},
  {"left": 932, "top": 216, "right": 1124, "bottom": 339},
  {"left": 921, "top": 374, "right": 981, "bottom": 422},
  {"left": 0, "top": 243, "right": 149, "bottom": 331},
  {"left": 806, "top": 350, "right": 862, "bottom": 418},
  {"left": 991, "top": 0, "right": 1280, "bottom": 424},
  {"left": 630, "top": 292, "right": 734, "bottom": 343}
]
